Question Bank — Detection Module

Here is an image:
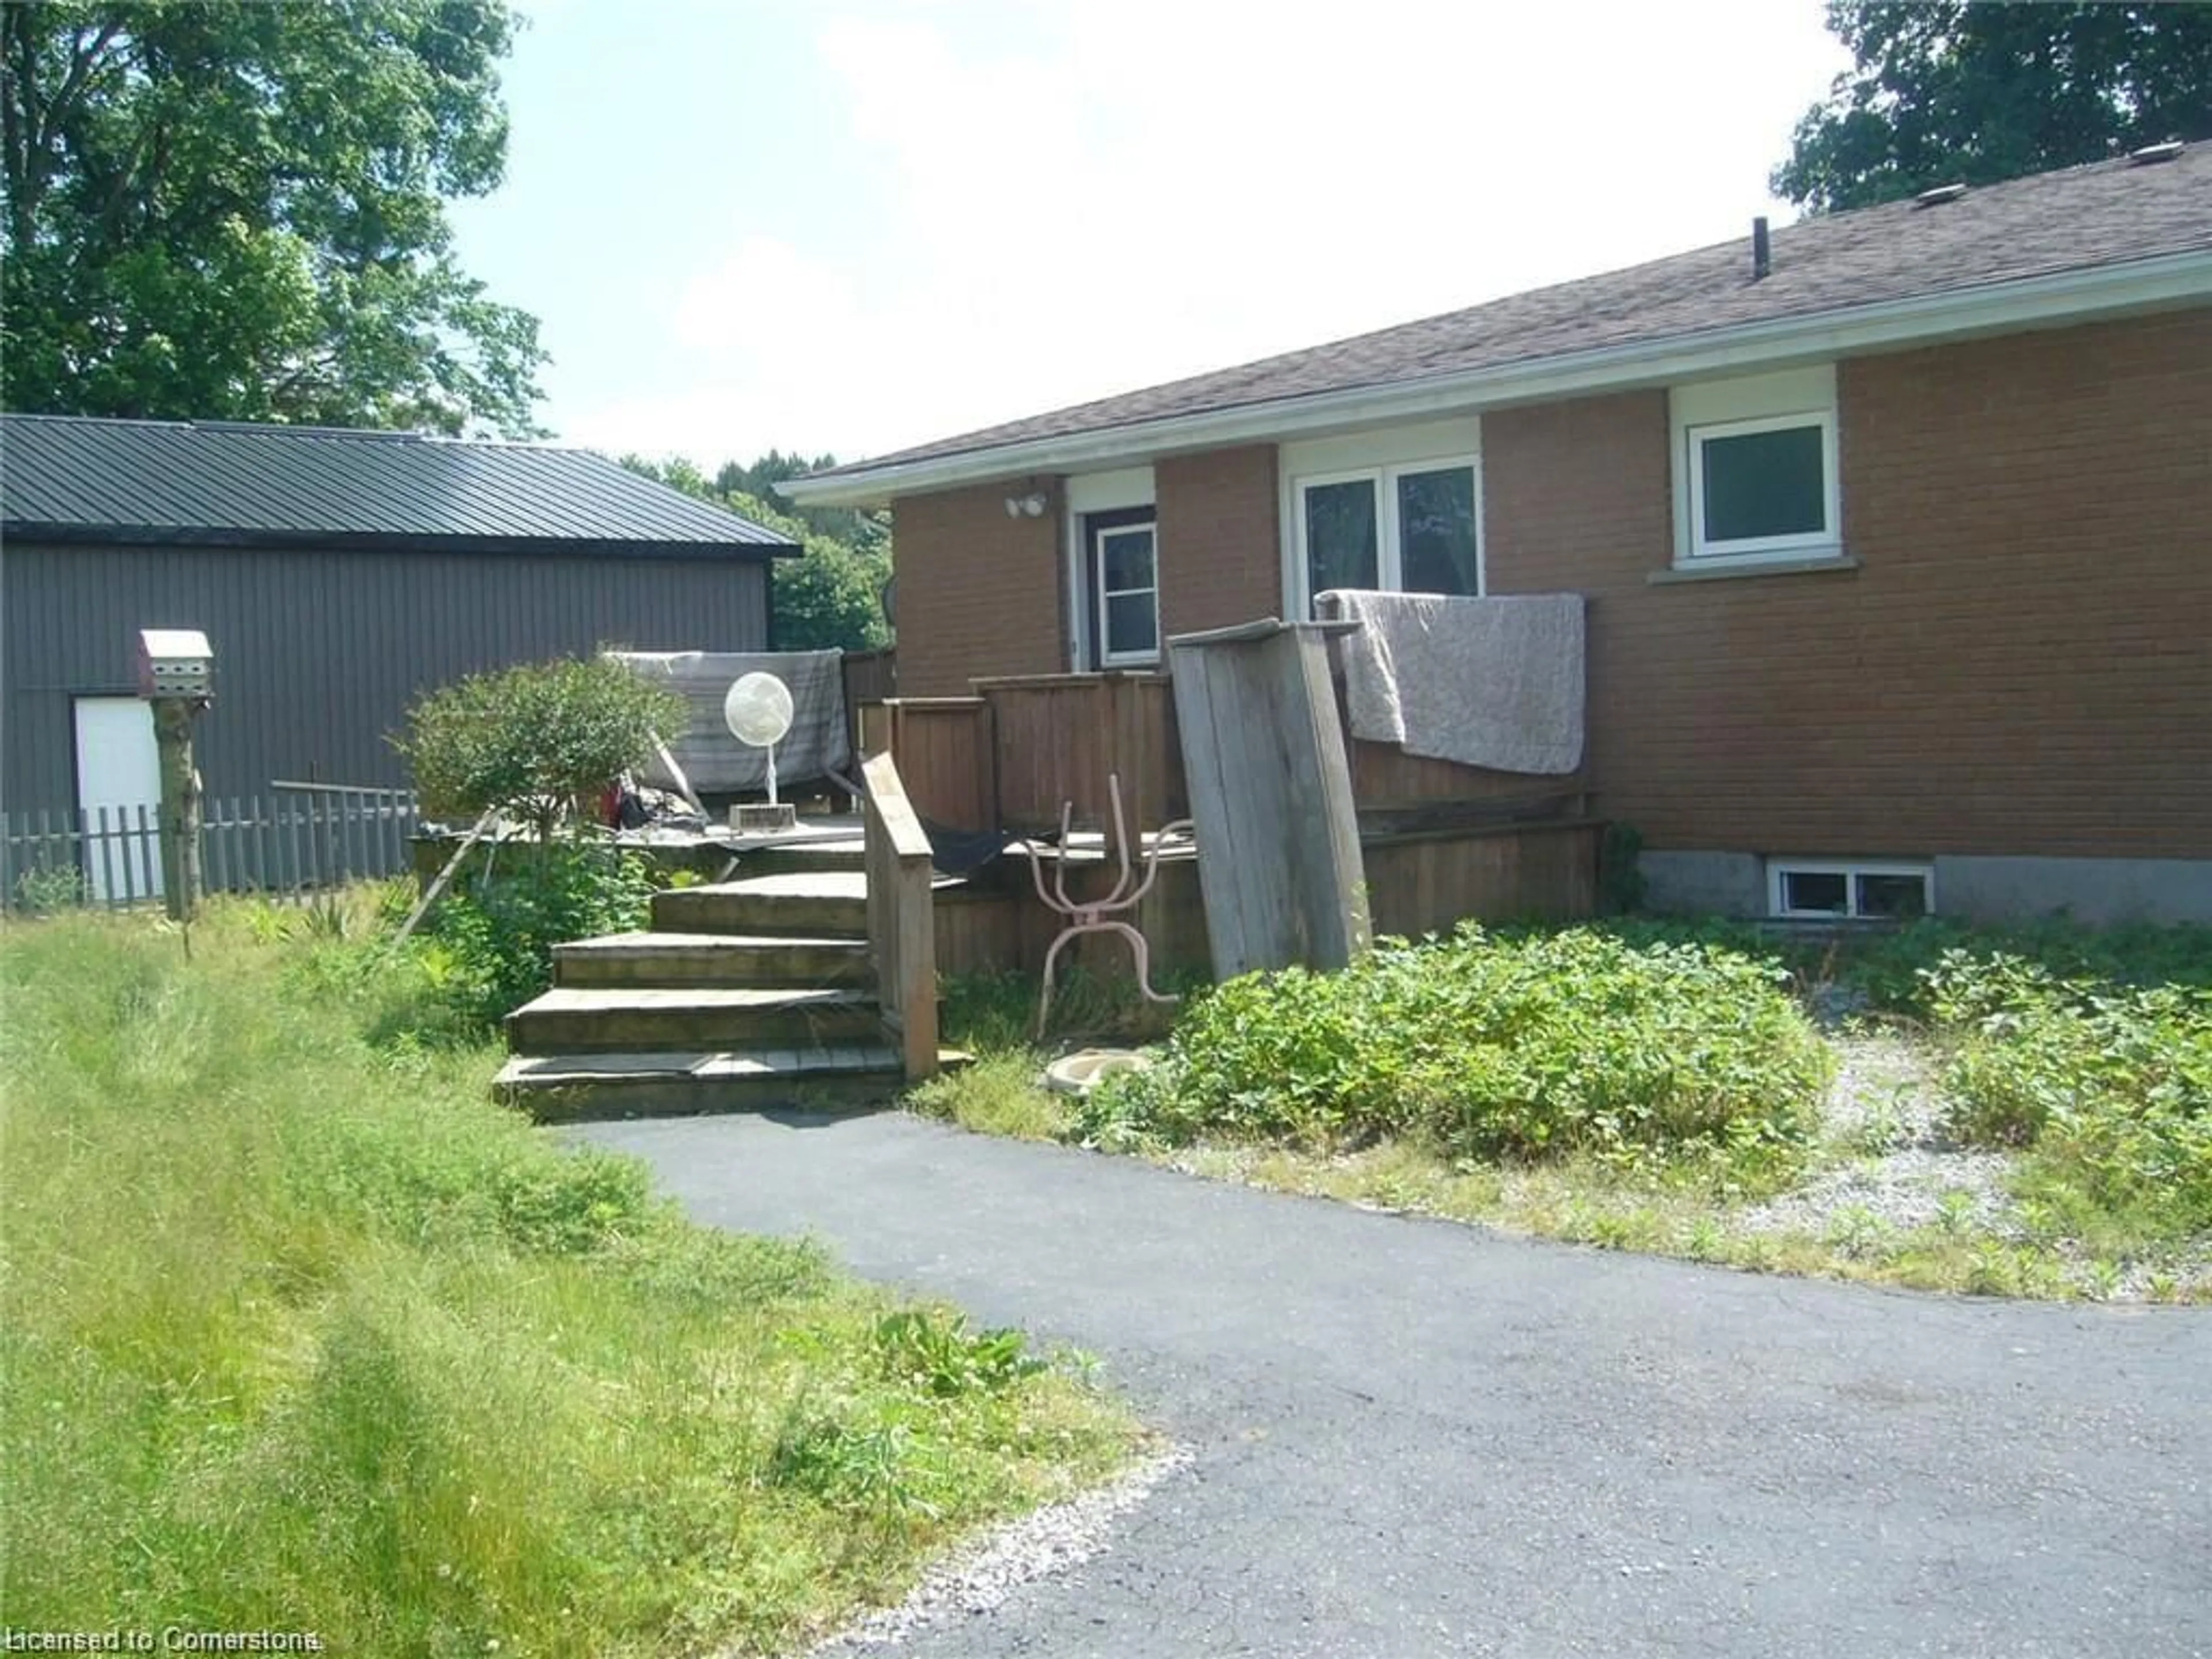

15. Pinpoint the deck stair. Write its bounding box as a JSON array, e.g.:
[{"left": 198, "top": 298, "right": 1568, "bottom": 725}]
[{"left": 495, "top": 847, "right": 954, "bottom": 1121}]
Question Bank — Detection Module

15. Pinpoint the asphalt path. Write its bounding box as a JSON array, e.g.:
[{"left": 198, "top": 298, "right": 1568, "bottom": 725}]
[{"left": 574, "top": 1109, "right": 2211, "bottom": 1658}]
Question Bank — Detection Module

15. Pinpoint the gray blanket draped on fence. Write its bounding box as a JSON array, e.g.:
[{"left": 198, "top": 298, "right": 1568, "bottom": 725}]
[{"left": 607, "top": 650, "right": 852, "bottom": 794}]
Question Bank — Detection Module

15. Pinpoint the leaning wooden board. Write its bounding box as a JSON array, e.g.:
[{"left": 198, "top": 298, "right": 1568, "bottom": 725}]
[{"left": 1166, "top": 619, "right": 1370, "bottom": 979}]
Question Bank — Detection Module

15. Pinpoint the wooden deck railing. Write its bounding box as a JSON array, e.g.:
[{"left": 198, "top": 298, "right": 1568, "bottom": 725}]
[
  {"left": 980, "top": 673, "right": 1184, "bottom": 856},
  {"left": 856, "top": 698, "right": 995, "bottom": 831},
  {"left": 860, "top": 750, "right": 938, "bottom": 1081},
  {"left": 851, "top": 664, "right": 1600, "bottom": 950}
]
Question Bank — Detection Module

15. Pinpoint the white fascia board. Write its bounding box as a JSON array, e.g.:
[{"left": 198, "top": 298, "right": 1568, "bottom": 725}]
[{"left": 781, "top": 252, "right": 2212, "bottom": 508}]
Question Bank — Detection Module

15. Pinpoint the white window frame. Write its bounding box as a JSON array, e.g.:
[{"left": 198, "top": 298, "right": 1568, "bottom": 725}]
[
  {"left": 1767, "top": 859, "right": 1933, "bottom": 921},
  {"left": 1094, "top": 520, "right": 1161, "bottom": 668},
  {"left": 1285, "top": 441, "right": 1484, "bottom": 618},
  {"left": 1671, "top": 366, "right": 1842, "bottom": 569}
]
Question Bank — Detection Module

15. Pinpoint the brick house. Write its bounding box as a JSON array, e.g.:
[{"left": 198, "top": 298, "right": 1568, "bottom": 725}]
[{"left": 788, "top": 147, "right": 2212, "bottom": 924}]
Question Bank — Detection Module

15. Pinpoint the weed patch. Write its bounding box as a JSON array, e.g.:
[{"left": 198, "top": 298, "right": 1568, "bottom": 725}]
[
  {"left": 1080, "top": 924, "right": 1831, "bottom": 1185},
  {"left": 0, "top": 906, "right": 1139, "bottom": 1653},
  {"left": 921, "top": 918, "right": 2211, "bottom": 1304},
  {"left": 1923, "top": 951, "right": 2211, "bottom": 1236}
]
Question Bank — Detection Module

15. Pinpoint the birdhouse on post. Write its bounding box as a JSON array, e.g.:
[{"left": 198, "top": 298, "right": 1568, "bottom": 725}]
[
  {"left": 137, "top": 628, "right": 213, "bottom": 922},
  {"left": 138, "top": 628, "right": 215, "bottom": 703}
]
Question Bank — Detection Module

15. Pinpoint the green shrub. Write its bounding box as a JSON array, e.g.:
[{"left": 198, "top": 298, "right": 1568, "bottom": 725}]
[
  {"left": 1926, "top": 951, "right": 2212, "bottom": 1232},
  {"left": 1083, "top": 923, "right": 1832, "bottom": 1180},
  {"left": 394, "top": 654, "right": 686, "bottom": 838},
  {"left": 422, "top": 839, "right": 658, "bottom": 1030}
]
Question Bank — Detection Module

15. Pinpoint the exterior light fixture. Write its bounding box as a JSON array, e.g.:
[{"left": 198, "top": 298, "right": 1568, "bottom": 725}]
[{"left": 1003, "top": 490, "right": 1048, "bottom": 518}]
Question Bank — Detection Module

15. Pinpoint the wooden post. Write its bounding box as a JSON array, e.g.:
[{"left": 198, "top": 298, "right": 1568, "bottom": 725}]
[
  {"left": 861, "top": 750, "right": 938, "bottom": 1081},
  {"left": 151, "top": 698, "right": 203, "bottom": 922}
]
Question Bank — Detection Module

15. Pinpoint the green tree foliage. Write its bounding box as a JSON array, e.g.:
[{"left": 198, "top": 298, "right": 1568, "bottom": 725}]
[
  {"left": 393, "top": 656, "right": 685, "bottom": 839},
  {"left": 1, "top": 0, "right": 546, "bottom": 435},
  {"left": 716, "top": 449, "right": 890, "bottom": 556},
  {"left": 620, "top": 453, "right": 893, "bottom": 653},
  {"left": 1774, "top": 2, "right": 2212, "bottom": 212}
]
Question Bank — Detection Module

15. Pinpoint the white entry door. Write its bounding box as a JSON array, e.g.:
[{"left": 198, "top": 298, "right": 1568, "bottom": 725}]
[{"left": 74, "top": 696, "right": 163, "bottom": 901}]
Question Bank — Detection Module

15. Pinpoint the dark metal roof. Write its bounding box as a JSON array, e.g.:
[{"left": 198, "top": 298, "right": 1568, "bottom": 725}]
[
  {"left": 806, "top": 145, "right": 2212, "bottom": 483},
  {"left": 0, "top": 415, "right": 800, "bottom": 559}
]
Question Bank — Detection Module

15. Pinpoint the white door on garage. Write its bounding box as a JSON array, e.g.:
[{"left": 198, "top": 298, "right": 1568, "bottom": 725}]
[{"left": 73, "top": 696, "right": 164, "bottom": 902}]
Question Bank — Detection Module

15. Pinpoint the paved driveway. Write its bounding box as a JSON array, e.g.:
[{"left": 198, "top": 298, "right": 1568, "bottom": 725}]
[{"left": 575, "top": 1110, "right": 2211, "bottom": 1658}]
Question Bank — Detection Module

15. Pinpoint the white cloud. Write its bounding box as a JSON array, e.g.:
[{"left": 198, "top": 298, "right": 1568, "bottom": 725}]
[{"left": 562, "top": 0, "right": 1850, "bottom": 464}]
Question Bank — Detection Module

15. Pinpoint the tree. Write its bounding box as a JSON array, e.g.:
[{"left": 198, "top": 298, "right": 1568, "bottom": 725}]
[
  {"left": 714, "top": 449, "right": 889, "bottom": 556},
  {"left": 2, "top": 0, "right": 546, "bottom": 435},
  {"left": 1774, "top": 2, "right": 2212, "bottom": 213},
  {"left": 619, "top": 453, "right": 894, "bottom": 654}
]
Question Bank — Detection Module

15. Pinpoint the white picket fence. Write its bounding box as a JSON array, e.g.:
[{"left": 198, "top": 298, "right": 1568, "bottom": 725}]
[{"left": 3, "top": 786, "right": 420, "bottom": 909}]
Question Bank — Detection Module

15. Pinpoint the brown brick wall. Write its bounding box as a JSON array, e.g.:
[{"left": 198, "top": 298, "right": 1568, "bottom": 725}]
[
  {"left": 893, "top": 450, "right": 1282, "bottom": 690},
  {"left": 890, "top": 309, "right": 2209, "bottom": 859},
  {"left": 1483, "top": 308, "right": 2212, "bottom": 859},
  {"left": 1157, "top": 446, "right": 1281, "bottom": 638},
  {"left": 890, "top": 483, "right": 1065, "bottom": 695}
]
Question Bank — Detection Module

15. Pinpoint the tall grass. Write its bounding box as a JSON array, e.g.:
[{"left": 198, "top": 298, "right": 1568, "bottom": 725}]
[{"left": 0, "top": 903, "right": 1137, "bottom": 1654}]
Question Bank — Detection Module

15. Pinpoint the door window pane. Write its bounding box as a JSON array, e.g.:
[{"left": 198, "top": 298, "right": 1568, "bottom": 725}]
[
  {"left": 1101, "top": 527, "right": 1155, "bottom": 593},
  {"left": 1105, "top": 593, "right": 1157, "bottom": 657},
  {"left": 1699, "top": 423, "right": 1825, "bottom": 544},
  {"left": 1304, "top": 478, "right": 1378, "bottom": 603},
  {"left": 1397, "top": 465, "right": 1479, "bottom": 596}
]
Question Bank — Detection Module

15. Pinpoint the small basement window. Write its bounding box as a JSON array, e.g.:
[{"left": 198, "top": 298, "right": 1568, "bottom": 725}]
[{"left": 1769, "top": 860, "right": 1931, "bottom": 921}]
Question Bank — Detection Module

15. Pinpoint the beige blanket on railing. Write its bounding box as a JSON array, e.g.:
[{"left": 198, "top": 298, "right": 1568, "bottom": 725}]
[{"left": 1314, "top": 590, "right": 1585, "bottom": 775}]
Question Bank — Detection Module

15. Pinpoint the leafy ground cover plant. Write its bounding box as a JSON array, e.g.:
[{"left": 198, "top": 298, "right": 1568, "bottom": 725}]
[
  {"left": 1925, "top": 950, "right": 2211, "bottom": 1237},
  {"left": 1589, "top": 915, "right": 2212, "bottom": 1020},
  {"left": 0, "top": 905, "right": 1140, "bottom": 1654},
  {"left": 1076, "top": 924, "right": 1832, "bottom": 1187}
]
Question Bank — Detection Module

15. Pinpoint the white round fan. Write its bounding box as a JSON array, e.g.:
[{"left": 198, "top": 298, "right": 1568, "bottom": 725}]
[{"left": 724, "top": 671, "right": 795, "bottom": 804}]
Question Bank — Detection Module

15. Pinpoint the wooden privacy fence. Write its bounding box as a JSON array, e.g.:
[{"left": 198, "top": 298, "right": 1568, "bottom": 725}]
[
  {"left": 981, "top": 675, "right": 1183, "bottom": 851},
  {"left": 2, "top": 786, "right": 420, "bottom": 910},
  {"left": 858, "top": 675, "right": 1183, "bottom": 850}
]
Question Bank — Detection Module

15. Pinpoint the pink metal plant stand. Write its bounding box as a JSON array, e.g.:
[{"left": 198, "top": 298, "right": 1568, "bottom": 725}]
[{"left": 1020, "top": 772, "right": 1194, "bottom": 1037}]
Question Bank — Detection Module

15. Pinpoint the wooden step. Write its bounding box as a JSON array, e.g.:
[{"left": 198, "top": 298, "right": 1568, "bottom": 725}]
[
  {"left": 652, "top": 869, "right": 966, "bottom": 938},
  {"left": 552, "top": 931, "right": 872, "bottom": 990},
  {"left": 505, "top": 986, "right": 882, "bottom": 1055},
  {"left": 495, "top": 1043, "right": 907, "bottom": 1122},
  {"left": 653, "top": 872, "right": 871, "bottom": 938},
  {"left": 728, "top": 838, "right": 870, "bottom": 877}
]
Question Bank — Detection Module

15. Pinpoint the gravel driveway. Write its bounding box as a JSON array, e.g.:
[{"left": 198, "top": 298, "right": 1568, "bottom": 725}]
[{"left": 574, "top": 1109, "right": 2211, "bottom": 1659}]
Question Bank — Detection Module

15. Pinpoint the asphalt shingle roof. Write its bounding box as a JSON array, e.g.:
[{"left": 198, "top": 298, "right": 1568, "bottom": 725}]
[
  {"left": 0, "top": 416, "right": 797, "bottom": 556},
  {"left": 812, "top": 146, "right": 2211, "bottom": 480}
]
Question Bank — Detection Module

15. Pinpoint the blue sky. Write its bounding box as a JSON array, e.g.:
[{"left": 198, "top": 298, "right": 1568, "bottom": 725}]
[{"left": 447, "top": 1, "right": 1853, "bottom": 466}]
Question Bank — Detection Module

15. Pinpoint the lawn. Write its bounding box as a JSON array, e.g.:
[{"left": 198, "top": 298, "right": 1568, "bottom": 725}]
[
  {"left": 0, "top": 893, "right": 1144, "bottom": 1656},
  {"left": 914, "top": 919, "right": 2212, "bottom": 1302}
]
